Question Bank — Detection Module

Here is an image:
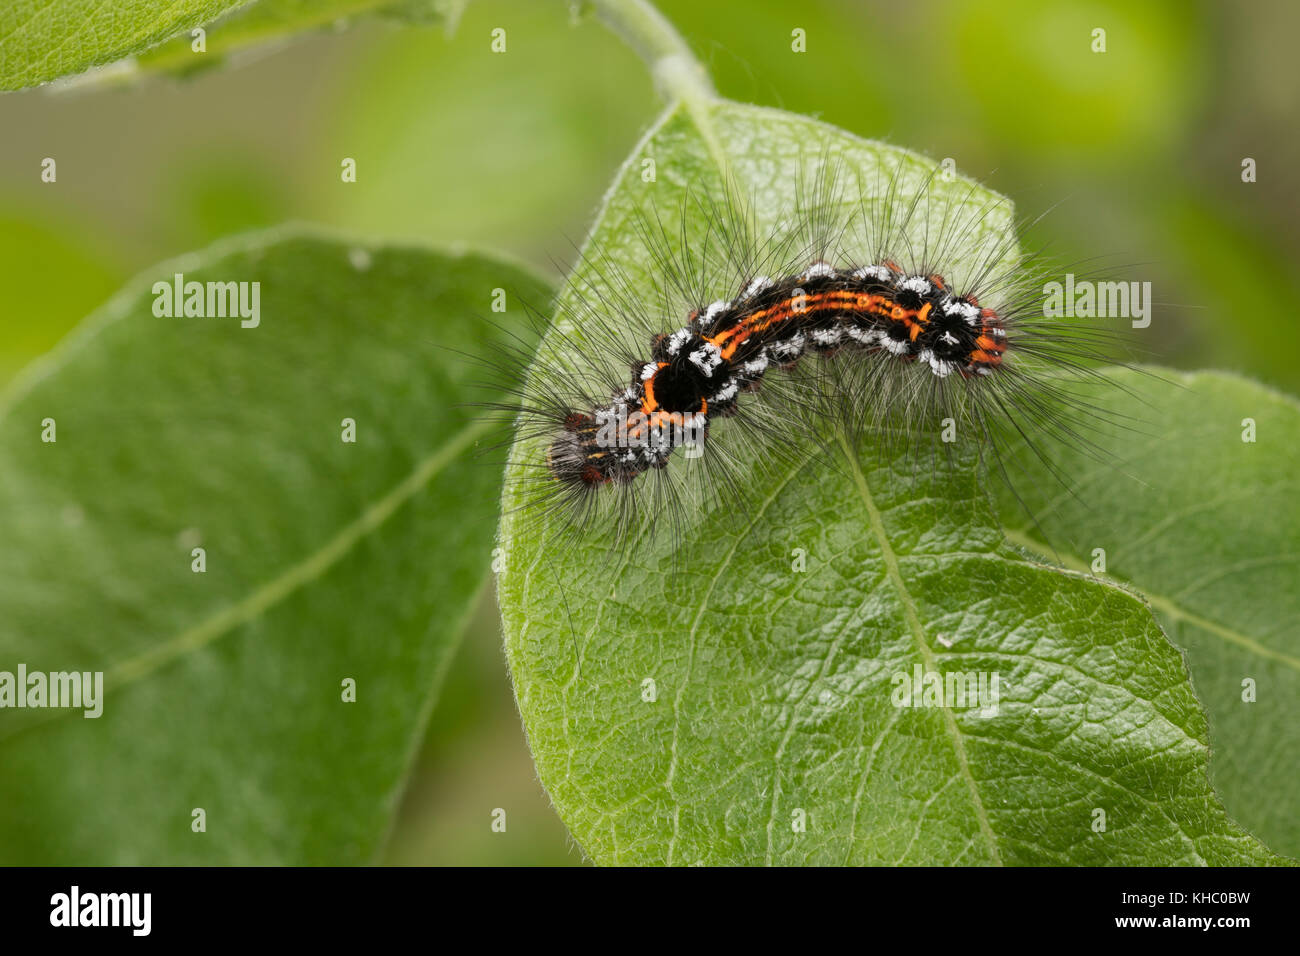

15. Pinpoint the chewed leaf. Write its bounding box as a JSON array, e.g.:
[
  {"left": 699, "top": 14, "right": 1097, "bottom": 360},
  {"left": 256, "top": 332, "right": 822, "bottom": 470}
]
[
  {"left": 497, "top": 100, "right": 1288, "bottom": 865},
  {"left": 0, "top": 230, "right": 552, "bottom": 863}
]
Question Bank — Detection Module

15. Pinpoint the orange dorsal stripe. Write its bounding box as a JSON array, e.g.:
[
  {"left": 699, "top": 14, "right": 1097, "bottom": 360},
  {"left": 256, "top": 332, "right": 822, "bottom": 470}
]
[{"left": 705, "top": 291, "right": 923, "bottom": 360}]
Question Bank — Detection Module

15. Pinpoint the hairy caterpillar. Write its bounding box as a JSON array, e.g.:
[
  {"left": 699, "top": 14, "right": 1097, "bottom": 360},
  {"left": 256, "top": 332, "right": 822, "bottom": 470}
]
[
  {"left": 547, "top": 260, "right": 1007, "bottom": 488},
  {"left": 487, "top": 145, "right": 1130, "bottom": 554}
]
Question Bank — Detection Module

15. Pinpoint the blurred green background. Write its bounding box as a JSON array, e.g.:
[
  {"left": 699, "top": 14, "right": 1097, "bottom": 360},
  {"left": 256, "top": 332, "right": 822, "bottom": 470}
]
[{"left": 1, "top": 0, "right": 1296, "bottom": 864}]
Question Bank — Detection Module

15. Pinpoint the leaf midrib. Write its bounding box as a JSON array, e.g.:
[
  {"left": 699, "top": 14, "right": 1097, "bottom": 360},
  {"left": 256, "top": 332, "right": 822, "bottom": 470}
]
[
  {"left": 838, "top": 433, "right": 1004, "bottom": 866},
  {"left": 0, "top": 418, "right": 493, "bottom": 742}
]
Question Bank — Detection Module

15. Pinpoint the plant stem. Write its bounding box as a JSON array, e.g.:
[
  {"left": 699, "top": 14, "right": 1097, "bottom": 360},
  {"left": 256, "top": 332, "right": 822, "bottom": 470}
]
[{"left": 584, "top": 0, "right": 715, "bottom": 106}]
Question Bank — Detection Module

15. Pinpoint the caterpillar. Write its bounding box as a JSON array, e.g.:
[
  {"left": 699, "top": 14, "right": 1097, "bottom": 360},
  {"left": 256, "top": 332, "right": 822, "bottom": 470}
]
[
  {"left": 546, "top": 260, "right": 1007, "bottom": 490},
  {"left": 489, "top": 148, "right": 1130, "bottom": 553}
]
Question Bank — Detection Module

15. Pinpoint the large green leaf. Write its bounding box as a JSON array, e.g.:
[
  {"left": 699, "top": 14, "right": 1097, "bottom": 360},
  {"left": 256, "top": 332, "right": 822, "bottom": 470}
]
[
  {"left": 996, "top": 369, "right": 1300, "bottom": 858},
  {"left": 497, "top": 101, "right": 1288, "bottom": 865},
  {"left": 0, "top": 229, "right": 552, "bottom": 863},
  {"left": 0, "top": 0, "right": 460, "bottom": 89}
]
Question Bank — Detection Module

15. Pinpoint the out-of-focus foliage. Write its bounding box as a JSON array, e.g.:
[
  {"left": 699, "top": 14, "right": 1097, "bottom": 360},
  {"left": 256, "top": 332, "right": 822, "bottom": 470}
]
[{"left": 0, "top": 232, "right": 553, "bottom": 863}]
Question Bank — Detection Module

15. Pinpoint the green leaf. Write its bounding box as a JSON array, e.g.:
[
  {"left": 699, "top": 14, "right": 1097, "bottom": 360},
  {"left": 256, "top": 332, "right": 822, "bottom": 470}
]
[
  {"left": 995, "top": 368, "right": 1300, "bottom": 858},
  {"left": 0, "top": 229, "right": 552, "bottom": 863},
  {"left": 1, "top": 0, "right": 248, "bottom": 89},
  {"left": 132, "top": 0, "right": 465, "bottom": 79},
  {"left": 0, "top": 0, "right": 462, "bottom": 89},
  {"left": 497, "top": 100, "right": 1288, "bottom": 865}
]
